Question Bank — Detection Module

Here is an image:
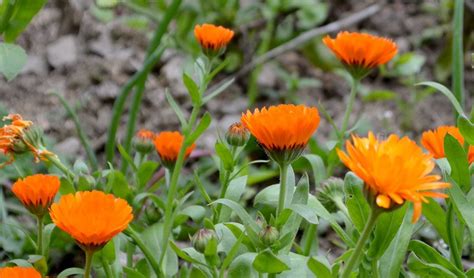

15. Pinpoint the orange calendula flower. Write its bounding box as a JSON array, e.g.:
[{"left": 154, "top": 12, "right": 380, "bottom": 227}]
[
  {"left": 194, "top": 24, "right": 234, "bottom": 53},
  {"left": 323, "top": 31, "right": 398, "bottom": 79},
  {"left": 153, "top": 131, "right": 195, "bottom": 168},
  {"left": 12, "top": 174, "right": 60, "bottom": 216},
  {"left": 421, "top": 126, "right": 465, "bottom": 159},
  {"left": 0, "top": 266, "right": 41, "bottom": 278},
  {"left": 241, "top": 104, "right": 320, "bottom": 165},
  {"left": 50, "top": 190, "right": 133, "bottom": 250},
  {"left": 338, "top": 132, "right": 450, "bottom": 223},
  {"left": 469, "top": 146, "right": 474, "bottom": 164}
]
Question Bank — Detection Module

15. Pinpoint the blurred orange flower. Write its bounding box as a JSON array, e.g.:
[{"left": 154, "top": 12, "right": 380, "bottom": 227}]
[
  {"left": 323, "top": 31, "right": 397, "bottom": 78},
  {"left": 153, "top": 131, "right": 195, "bottom": 166},
  {"left": 0, "top": 266, "right": 41, "bottom": 278},
  {"left": 338, "top": 132, "right": 450, "bottom": 223},
  {"left": 0, "top": 114, "right": 32, "bottom": 165},
  {"left": 421, "top": 125, "right": 467, "bottom": 157},
  {"left": 50, "top": 190, "right": 133, "bottom": 249},
  {"left": 241, "top": 104, "right": 320, "bottom": 164},
  {"left": 194, "top": 24, "right": 234, "bottom": 51},
  {"left": 12, "top": 174, "right": 60, "bottom": 216}
]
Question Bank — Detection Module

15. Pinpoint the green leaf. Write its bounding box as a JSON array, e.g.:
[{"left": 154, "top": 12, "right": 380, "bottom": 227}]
[
  {"left": 96, "top": 0, "right": 119, "bottom": 8},
  {"left": 59, "top": 177, "right": 75, "bottom": 195},
  {"left": 2, "top": 1, "right": 48, "bottom": 42},
  {"left": 228, "top": 253, "right": 258, "bottom": 278},
  {"left": 175, "top": 205, "right": 206, "bottom": 225},
  {"left": 107, "top": 170, "right": 130, "bottom": 198},
  {"left": 407, "top": 253, "right": 457, "bottom": 277},
  {"left": 165, "top": 90, "right": 187, "bottom": 127},
  {"left": 183, "top": 72, "right": 201, "bottom": 105},
  {"left": 408, "top": 240, "right": 465, "bottom": 277},
  {"left": 379, "top": 208, "right": 415, "bottom": 278},
  {"left": 169, "top": 241, "right": 209, "bottom": 267},
  {"left": 0, "top": 43, "right": 27, "bottom": 80},
  {"left": 307, "top": 257, "right": 332, "bottom": 278},
  {"left": 57, "top": 268, "right": 85, "bottom": 278},
  {"left": 447, "top": 178, "right": 474, "bottom": 243},
  {"left": 344, "top": 172, "right": 370, "bottom": 233},
  {"left": 215, "top": 142, "right": 234, "bottom": 171},
  {"left": 186, "top": 112, "right": 212, "bottom": 145},
  {"left": 368, "top": 204, "right": 407, "bottom": 259},
  {"left": 416, "top": 81, "right": 465, "bottom": 116},
  {"left": 137, "top": 161, "right": 159, "bottom": 189},
  {"left": 8, "top": 259, "right": 32, "bottom": 267},
  {"left": 220, "top": 232, "right": 246, "bottom": 276},
  {"left": 392, "top": 52, "right": 425, "bottom": 76},
  {"left": 219, "top": 175, "right": 248, "bottom": 222},
  {"left": 362, "top": 90, "right": 397, "bottom": 102},
  {"left": 253, "top": 249, "right": 290, "bottom": 274},
  {"left": 422, "top": 199, "right": 449, "bottom": 242},
  {"left": 288, "top": 204, "right": 318, "bottom": 224},
  {"left": 123, "top": 267, "right": 147, "bottom": 278},
  {"left": 301, "top": 154, "right": 326, "bottom": 187},
  {"left": 41, "top": 224, "right": 55, "bottom": 257},
  {"left": 458, "top": 115, "right": 474, "bottom": 146},
  {"left": 212, "top": 199, "right": 260, "bottom": 234},
  {"left": 444, "top": 134, "right": 470, "bottom": 192},
  {"left": 202, "top": 77, "right": 235, "bottom": 104}
]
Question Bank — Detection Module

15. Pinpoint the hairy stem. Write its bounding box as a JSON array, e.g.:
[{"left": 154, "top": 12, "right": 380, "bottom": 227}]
[
  {"left": 341, "top": 78, "right": 359, "bottom": 138},
  {"left": 276, "top": 163, "right": 288, "bottom": 218}
]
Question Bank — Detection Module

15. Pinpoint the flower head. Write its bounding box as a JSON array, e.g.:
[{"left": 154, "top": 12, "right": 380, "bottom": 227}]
[
  {"left": 337, "top": 132, "right": 450, "bottom": 223},
  {"left": 153, "top": 131, "right": 195, "bottom": 168},
  {"left": 241, "top": 104, "right": 320, "bottom": 164},
  {"left": 50, "top": 190, "right": 133, "bottom": 250},
  {"left": 469, "top": 147, "right": 474, "bottom": 164},
  {"left": 421, "top": 126, "right": 465, "bottom": 159},
  {"left": 0, "top": 266, "right": 41, "bottom": 278},
  {"left": 133, "top": 129, "right": 156, "bottom": 154},
  {"left": 0, "top": 114, "right": 54, "bottom": 167},
  {"left": 322, "top": 31, "right": 398, "bottom": 79},
  {"left": 12, "top": 174, "right": 60, "bottom": 216},
  {"left": 194, "top": 24, "right": 234, "bottom": 55}
]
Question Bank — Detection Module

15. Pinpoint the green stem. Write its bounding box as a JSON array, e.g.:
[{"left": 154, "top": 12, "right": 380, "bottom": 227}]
[
  {"left": 276, "top": 163, "right": 288, "bottom": 218},
  {"left": 84, "top": 250, "right": 94, "bottom": 278},
  {"left": 53, "top": 92, "right": 98, "bottom": 172},
  {"left": 124, "top": 227, "right": 161, "bottom": 275},
  {"left": 340, "top": 78, "right": 359, "bottom": 138},
  {"left": 302, "top": 224, "right": 317, "bottom": 256},
  {"left": 46, "top": 154, "right": 75, "bottom": 179},
  {"left": 36, "top": 216, "right": 43, "bottom": 255},
  {"left": 105, "top": 47, "right": 165, "bottom": 164},
  {"left": 268, "top": 274, "right": 277, "bottom": 278},
  {"left": 451, "top": 0, "right": 464, "bottom": 118},
  {"left": 447, "top": 204, "right": 463, "bottom": 269},
  {"left": 121, "top": 0, "right": 161, "bottom": 21},
  {"left": 341, "top": 209, "right": 381, "bottom": 278},
  {"left": 126, "top": 242, "right": 134, "bottom": 267},
  {"left": 121, "top": 0, "right": 183, "bottom": 172},
  {"left": 0, "top": 0, "right": 15, "bottom": 34},
  {"left": 101, "top": 255, "right": 114, "bottom": 278}
]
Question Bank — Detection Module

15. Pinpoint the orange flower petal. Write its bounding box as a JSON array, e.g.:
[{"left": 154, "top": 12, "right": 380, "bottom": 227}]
[
  {"left": 153, "top": 131, "right": 195, "bottom": 163},
  {"left": 49, "top": 190, "right": 133, "bottom": 247},
  {"left": 421, "top": 126, "right": 464, "bottom": 159},
  {"left": 322, "top": 31, "right": 397, "bottom": 69},
  {"left": 338, "top": 132, "right": 450, "bottom": 223},
  {"left": 12, "top": 174, "right": 60, "bottom": 214},
  {"left": 194, "top": 24, "right": 234, "bottom": 50},
  {"left": 0, "top": 266, "right": 41, "bottom": 278}
]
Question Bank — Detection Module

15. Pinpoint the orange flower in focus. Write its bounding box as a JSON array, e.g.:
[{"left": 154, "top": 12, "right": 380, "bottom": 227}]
[
  {"left": 50, "top": 190, "right": 133, "bottom": 249},
  {"left": 12, "top": 174, "right": 60, "bottom": 216},
  {"left": 154, "top": 131, "right": 195, "bottom": 167},
  {"left": 421, "top": 126, "right": 465, "bottom": 159},
  {"left": 0, "top": 266, "right": 41, "bottom": 278},
  {"left": 194, "top": 24, "right": 234, "bottom": 52},
  {"left": 241, "top": 104, "right": 320, "bottom": 164},
  {"left": 323, "top": 32, "right": 397, "bottom": 78},
  {"left": 338, "top": 132, "right": 450, "bottom": 223}
]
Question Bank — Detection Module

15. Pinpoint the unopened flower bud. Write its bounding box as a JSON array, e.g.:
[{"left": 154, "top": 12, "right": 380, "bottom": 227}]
[
  {"left": 317, "top": 177, "right": 345, "bottom": 213},
  {"left": 259, "top": 225, "right": 279, "bottom": 246},
  {"left": 226, "top": 123, "right": 249, "bottom": 147},
  {"left": 145, "top": 203, "right": 162, "bottom": 224},
  {"left": 133, "top": 129, "right": 155, "bottom": 155},
  {"left": 192, "top": 229, "right": 217, "bottom": 253}
]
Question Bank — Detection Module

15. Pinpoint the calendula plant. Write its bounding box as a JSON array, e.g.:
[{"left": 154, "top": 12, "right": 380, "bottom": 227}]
[{"left": 1, "top": 1, "right": 474, "bottom": 278}]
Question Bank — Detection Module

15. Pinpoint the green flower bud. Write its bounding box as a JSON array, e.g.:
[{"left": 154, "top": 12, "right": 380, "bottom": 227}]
[
  {"left": 259, "top": 225, "right": 279, "bottom": 246},
  {"left": 133, "top": 129, "right": 155, "bottom": 155},
  {"left": 225, "top": 123, "right": 249, "bottom": 147},
  {"left": 145, "top": 203, "right": 162, "bottom": 224},
  {"left": 317, "top": 177, "right": 345, "bottom": 213},
  {"left": 192, "top": 229, "right": 217, "bottom": 253}
]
